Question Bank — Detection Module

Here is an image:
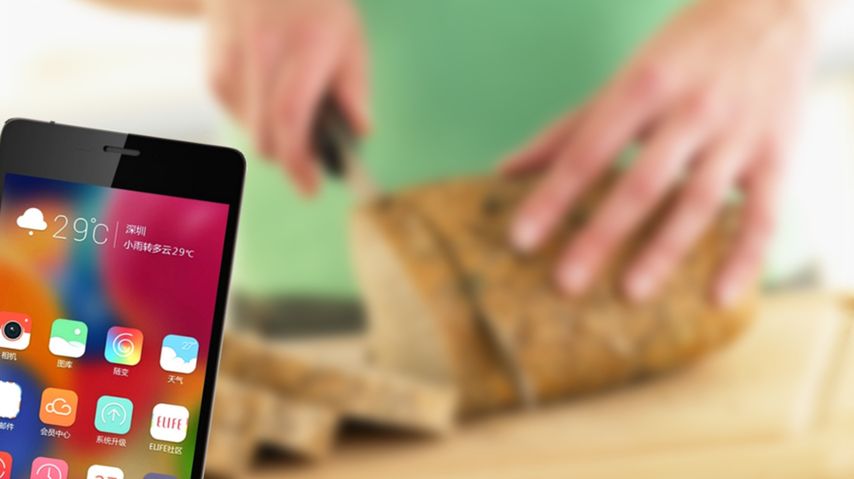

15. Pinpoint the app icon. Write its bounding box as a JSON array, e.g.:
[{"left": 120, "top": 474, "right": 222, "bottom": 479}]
[
  {"left": 160, "top": 335, "right": 199, "bottom": 374},
  {"left": 39, "top": 388, "right": 78, "bottom": 427},
  {"left": 0, "top": 312, "right": 32, "bottom": 351},
  {"left": 150, "top": 403, "right": 189, "bottom": 443},
  {"left": 49, "top": 319, "right": 88, "bottom": 358},
  {"left": 86, "top": 465, "right": 124, "bottom": 479},
  {"left": 104, "top": 327, "right": 144, "bottom": 366},
  {"left": 0, "top": 451, "right": 12, "bottom": 479},
  {"left": 94, "top": 396, "right": 133, "bottom": 435},
  {"left": 30, "top": 457, "right": 67, "bottom": 479},
  {"left": 143, "top": 474, "right": 175, "bottom": 479},
  {"left": 17, "top": 208, "right": 48, "bottom": 236},
  {"left": 0, "top": 381, "right": 22, "bottom": 419}
]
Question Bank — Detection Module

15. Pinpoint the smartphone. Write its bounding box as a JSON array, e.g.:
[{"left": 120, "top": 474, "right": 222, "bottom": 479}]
[{"left": 0, "top": 119, "right": 245, "bottom": 479}]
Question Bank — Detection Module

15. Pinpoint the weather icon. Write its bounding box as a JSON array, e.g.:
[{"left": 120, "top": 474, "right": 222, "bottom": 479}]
[{"left": 16, "top": 207, "right": 48, "bottom": 236}]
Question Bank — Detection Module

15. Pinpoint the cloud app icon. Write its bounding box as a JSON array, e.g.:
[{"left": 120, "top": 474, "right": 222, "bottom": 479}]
[
  {"left": 16, "top": 207, "right": 48, "bottom": 236},
  {"left": 49, "top": 319, "right": 88, "bottom": 358},
  {"left": 160, "top": 335, "right": 199, "bottom": 374},
  {"left": 45, "top": 398, "right": 73, "bottom": 416},
  {"left": 39, "top": 388, "right": 78, "bottom": 427}
]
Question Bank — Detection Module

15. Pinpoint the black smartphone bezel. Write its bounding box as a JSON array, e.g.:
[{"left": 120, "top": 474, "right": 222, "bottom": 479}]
[{"left": 0, "top": 118, "right": 245, "bottom": 479}]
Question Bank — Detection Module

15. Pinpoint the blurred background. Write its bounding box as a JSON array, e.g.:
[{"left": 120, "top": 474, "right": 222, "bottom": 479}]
[
  {"left": 3, "top": 1, "right": 854, "bottom": 477},
  {"left": 2, "top": 0, "right": 854, "bottom": 295}
]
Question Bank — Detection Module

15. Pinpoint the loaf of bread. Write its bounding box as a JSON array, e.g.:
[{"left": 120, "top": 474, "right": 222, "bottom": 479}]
[
  {"left": 350, "top": 173, "right": 757, "bottom": 415},
  {"left": 206, "top": 379, "right": 269, "bottom": 477},
  {"left": 220, "top": 332, "right": 457, "bottom": 435}
]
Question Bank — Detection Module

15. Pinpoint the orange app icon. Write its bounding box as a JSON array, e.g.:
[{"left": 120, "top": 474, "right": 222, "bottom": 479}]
[{"left": 39, "top": 388, "right": 78, "bottom": 428}]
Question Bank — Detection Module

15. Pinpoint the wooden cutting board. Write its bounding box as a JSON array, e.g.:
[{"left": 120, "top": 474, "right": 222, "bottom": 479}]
[{"left": 243, "top": 292, "right": 854, "bottom": 479}]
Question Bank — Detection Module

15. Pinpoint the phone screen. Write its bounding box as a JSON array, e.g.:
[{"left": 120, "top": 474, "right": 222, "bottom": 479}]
[{"left": 0, "top": 173, "right": 230, "bottom": 479}]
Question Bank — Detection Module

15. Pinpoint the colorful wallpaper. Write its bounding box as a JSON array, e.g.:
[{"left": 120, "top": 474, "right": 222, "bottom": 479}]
[{"left": 0, "top": 174, "right": 229, "bottom": 479}]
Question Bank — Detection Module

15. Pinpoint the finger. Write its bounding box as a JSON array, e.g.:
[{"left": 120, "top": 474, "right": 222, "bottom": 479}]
[
  {"left": 208, "top": 42, "right": 245, "bottom": 121},
  {"left": 714, "top": 150, "right": 779, "bottom": 307},
  {"left": 333, "top": 26, "right": 372, "bottom": 136},
  {"left": 622, "top": 131, "right": 752, "bottom": 302},
  {"left": 554, "top": 97, "right": 715, "bottom": 295},
  {"left": 511, "top": 62, "right": 680, "bottom": 253},
  {"left": 499, "top": 109, "right": 584, "bottom": 176},
  {"left": 204, "top": 0, "right": 246, "bottom": 121},
  {"left": 243, "top": 26, "right": 286, "bottom": 158},
  {"left": 270, "top": 27, "right": 343, "bottom": 195}
]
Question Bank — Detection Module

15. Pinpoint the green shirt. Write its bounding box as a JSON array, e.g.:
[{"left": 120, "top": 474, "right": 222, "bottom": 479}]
[{"left": 231, "top": 0, "right": 694, "bottom": 298}]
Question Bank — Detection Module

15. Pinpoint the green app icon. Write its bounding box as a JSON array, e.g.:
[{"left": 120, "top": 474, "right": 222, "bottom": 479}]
[
  {"left": 95, "top": 395, "right": 134, "bottom": 435},
  {"left": 49, "top": 319, "right": 88, "bottom": 358}
]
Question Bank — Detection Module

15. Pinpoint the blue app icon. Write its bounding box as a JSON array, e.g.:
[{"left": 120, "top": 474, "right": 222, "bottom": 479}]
[
  {"left": 159, "top": 335, "right": 199, "bottom": 374},
  {"left": 144, "top": 474, "right": 176, "bottom": 479}
]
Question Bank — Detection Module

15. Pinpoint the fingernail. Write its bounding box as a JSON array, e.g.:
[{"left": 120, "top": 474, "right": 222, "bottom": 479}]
[
  {"left": 511, "top": 217, "right": 541, "bottom": 253},
  {"left": 625, "top": 272, "right": 654, "bottom": 302},
  {"left": 559, "top": 263, "right": 588, "bottom": 295}
]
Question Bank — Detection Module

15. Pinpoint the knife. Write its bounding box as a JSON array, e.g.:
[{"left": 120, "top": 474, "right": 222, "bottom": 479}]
[{"left": 311, "top": 98, "right": 380, "bottom": 202}]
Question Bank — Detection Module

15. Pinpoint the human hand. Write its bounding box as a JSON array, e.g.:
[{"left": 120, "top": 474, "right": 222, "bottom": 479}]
[
  {"left": 502, "top": 0, "right": 820, "bottom": 306},
  {"left": 204, "top": 0, "right": 370, "bottom": 195}
]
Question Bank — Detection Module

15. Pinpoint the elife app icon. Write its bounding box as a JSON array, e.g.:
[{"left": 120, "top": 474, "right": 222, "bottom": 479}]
[
  {"left": 104, "top": 327, "right": 144, "bottom": 366},
  {"left": 150, "top": 404, "right": 189, "bottom": 443}
]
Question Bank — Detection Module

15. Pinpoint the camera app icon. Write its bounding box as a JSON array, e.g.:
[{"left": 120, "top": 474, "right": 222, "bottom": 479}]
[{"left": 0, "top": 312, "right": 32, "bottom": 351}]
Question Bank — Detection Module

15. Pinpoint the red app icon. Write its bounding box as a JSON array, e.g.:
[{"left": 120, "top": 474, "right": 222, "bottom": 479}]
[
  {"left": 0, "top": 451, "right": 12, "bottom": 479},
  {"left": 0, "top": 312, "right": 32, "bottom": 351},
  {"left": 30, "top": 457, "right": 67, "bottom": 479}
]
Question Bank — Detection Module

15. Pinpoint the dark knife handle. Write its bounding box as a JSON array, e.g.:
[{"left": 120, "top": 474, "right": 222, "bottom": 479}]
[{"left": 312, "top": 97, "right": 356, "bottom": 178}]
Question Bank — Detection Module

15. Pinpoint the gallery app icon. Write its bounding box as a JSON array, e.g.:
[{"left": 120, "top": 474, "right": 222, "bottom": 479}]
[
  {"left": 160, "top": 335, "right": 199, "bottom": 374},
  {"left": 49, "top": 319, "right": 88, "bottom": 358},
  {"left": 0, "top": 451, "right": 12, "bottom": 479},
  {"left": 86, "top": 465, "right": 124, "bottom": 479},
  {"left": 39, "top": 388, "right": 78, "bottom": 427},
  {"left": 150, "top": 403, "right": 189, "bottom": 443},
  {"left": 104, "top": 327, "right": 144, "bottom": 366},
  {"left": 30, "top": 457, "right": 67, "bottom": 479},
  {"left": 94, "top": 396, "right": 133, "bottom": 435},
  {"left": 0, "top": 381, "right": 22, "bottom": 419},
  {"left": 0, "top": 312, "right": 32, "bottom": 351}
]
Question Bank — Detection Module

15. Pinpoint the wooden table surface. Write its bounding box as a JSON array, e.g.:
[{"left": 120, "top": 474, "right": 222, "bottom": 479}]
[{"left": 243, "top": 292, "right": 854, "bottom": 479}]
